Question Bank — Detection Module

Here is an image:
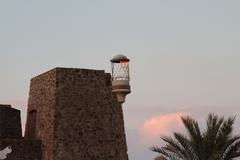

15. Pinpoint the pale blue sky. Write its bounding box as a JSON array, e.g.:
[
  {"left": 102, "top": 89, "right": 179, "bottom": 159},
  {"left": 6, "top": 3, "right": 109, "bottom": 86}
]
[{"left": 1, "top": 1, "right": 240, "bottom": 159}]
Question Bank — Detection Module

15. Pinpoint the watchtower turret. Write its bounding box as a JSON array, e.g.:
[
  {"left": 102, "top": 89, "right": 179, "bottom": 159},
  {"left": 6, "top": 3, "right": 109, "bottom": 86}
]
[{"left": 111, "top": 54, "right": 131, "bottom": 104}]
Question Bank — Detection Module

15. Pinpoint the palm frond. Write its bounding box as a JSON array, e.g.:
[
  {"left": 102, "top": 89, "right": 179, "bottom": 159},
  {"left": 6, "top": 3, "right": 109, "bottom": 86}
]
[
  {"left": 173, "top": 132, "right": 199, "bottom": 160},
  {"left": 150, "top": 113, "right": 240, "bottom": 160},
  {"left": 222, "top": 139, "right": 240, "bottom": 159}
]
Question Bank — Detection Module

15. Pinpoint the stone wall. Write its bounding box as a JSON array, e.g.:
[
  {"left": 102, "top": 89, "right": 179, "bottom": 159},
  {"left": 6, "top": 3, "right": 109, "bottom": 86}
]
[
  {"left": 0, "top": 105, "right": 22, "bottom": 139},
  {"left": 0, "top": 105, "right": 41, "bottom": 160},
  {"left": 0, "top": 139, "right": 41, "bottom": 160},
  {"left": 25, "top": 69, "right": 57, "bottom": 160},
  {"left": 54, "top": 68, "right": 128, "bottom": 160},
  {"left": 25, "top": 67, "right": 129, "bottom": 160}
]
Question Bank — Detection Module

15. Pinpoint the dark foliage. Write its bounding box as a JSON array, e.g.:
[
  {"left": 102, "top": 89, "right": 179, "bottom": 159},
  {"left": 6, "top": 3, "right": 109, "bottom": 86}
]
[{"left": 151, "top": 113, "right": 240, "bottom": 160}]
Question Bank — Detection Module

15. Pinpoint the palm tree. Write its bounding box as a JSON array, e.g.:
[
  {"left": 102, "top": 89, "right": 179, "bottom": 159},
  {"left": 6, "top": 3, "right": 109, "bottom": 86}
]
[{"left": 151, "top": 113, "right": 240, "bottom": 160}]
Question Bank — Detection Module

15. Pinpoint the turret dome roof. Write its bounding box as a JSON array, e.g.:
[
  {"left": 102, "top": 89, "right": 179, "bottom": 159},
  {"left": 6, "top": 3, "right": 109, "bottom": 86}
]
[{"left": 111, "top": 54, "right": 129, "bottom": 63}]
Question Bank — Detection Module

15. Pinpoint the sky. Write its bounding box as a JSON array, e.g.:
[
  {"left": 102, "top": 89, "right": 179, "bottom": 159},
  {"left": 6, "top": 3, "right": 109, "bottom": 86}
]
[{"left": 1, "top": 0, "right": 240, "bottom": 159}]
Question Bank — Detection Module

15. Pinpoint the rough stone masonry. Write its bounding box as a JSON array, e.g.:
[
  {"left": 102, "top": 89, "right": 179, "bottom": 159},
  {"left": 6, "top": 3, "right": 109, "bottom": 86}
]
[
  {"left": 0, "top": 105, "right": 41, "bottom": 160},
  {"left": 0, "top": 67, "right": 129, "bottom": 160}
]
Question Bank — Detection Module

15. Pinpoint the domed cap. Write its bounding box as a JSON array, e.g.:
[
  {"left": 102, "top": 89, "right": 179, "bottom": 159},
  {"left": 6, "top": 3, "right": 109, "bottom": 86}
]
[{"left": 111, "top": 54, "right": 129, "bottom": 63}]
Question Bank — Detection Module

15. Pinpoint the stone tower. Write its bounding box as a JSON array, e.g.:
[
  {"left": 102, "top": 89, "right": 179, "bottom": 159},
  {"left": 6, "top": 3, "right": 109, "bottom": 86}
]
[
  {"left": 25, "top": 68, "right": 129, "bottom": 160},
  {"left": 0, "top": 105, "right": 22, "bottom": 139},
  {"left": 0, "top": 105, "right": 41, "bottom": 160}
]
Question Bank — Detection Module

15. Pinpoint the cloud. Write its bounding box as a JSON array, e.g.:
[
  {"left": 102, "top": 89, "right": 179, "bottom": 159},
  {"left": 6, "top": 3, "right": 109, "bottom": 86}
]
[{"left": 140, "top": 112, "right": 188, "bottom": 142}]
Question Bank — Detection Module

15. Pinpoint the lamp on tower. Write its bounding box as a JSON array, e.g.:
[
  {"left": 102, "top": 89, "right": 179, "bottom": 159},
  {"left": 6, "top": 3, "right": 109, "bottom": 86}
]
[{"left": 111, "top": 54, "right": 131, "bottom": 104}]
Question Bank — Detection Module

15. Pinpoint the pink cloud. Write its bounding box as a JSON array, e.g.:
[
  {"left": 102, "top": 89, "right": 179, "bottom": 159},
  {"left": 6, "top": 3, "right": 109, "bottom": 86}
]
[{"left": 140, "top": 112, "right": 188, "bottom": 142}]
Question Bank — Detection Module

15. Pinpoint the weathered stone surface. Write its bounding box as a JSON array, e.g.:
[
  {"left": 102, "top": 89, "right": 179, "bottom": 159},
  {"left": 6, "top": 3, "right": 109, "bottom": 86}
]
[
  {"left": 25, "top": 69, "right": 57, "bottom": 160},
  {"left": 0, "top": 139, "right": 41, "bottom": 160},
  {"left": 0, "top": 105, "right": 22, "bottom": 139},
  {"left": 25, "top": 67, "right": 129, "bottom": 160}
]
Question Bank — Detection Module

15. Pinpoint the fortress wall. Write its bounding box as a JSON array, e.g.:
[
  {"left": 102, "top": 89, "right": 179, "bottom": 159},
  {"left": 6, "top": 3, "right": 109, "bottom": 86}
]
[
  {"left": 24, "top": 67, "right": 129, "bottom": 160},
  {"left": 0, "top": 105, "right": 22, "bottom": 139},
  {"left": 0, "top": 139, "right": 41, "bottom": 160},
  {"left": 25, "top": 69, "right": 57, "bottom": 160},
  {"left": 53, "top": 68, "right": 128, "bottom": 160}
]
